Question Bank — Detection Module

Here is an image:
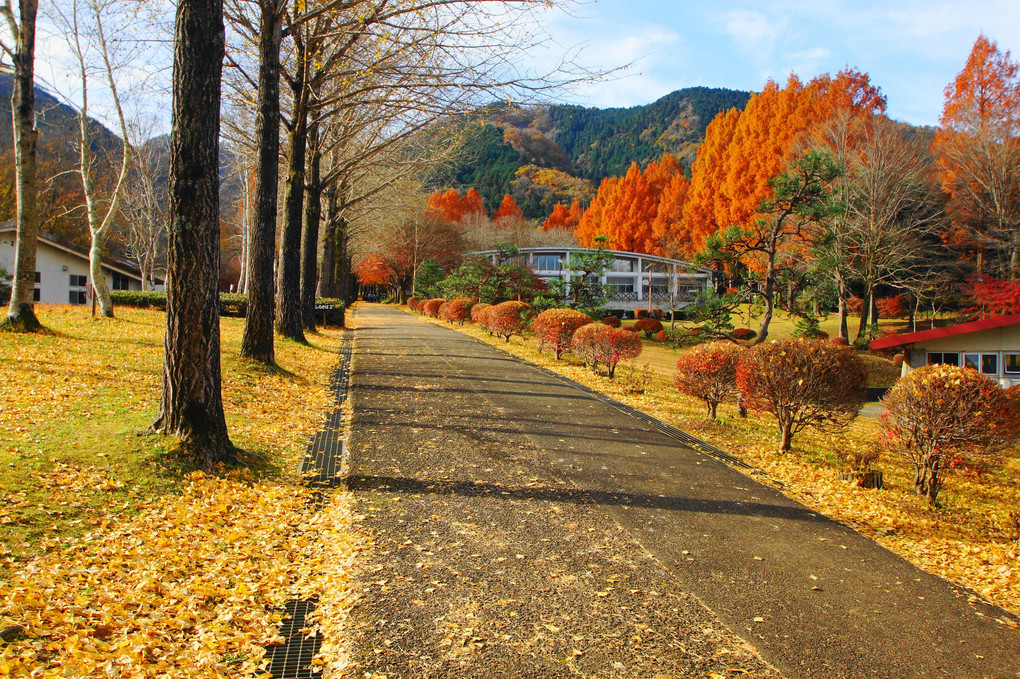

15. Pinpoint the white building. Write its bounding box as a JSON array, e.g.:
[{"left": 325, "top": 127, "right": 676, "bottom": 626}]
[
  {"left": 871, "top": 313, "right": 1020, "bottom": 388},
  {"left": 0, "top": 225, "right": 153, "bottom": 306},
  {"left": 470, "top": 246, "right": 712, "bottom": 313}
]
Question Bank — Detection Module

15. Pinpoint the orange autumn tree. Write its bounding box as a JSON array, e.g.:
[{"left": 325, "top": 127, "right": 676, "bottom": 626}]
[
  {"left": 493, "top": 193, "right": 523, "bottom": 221},
  {"left": 427, "top": 187, "right": 488, "bottom": 223},
  {"left": 542, "top": 199, "right": 584, "bottom": 231},
  {"left": 934, "top": 35, "right": 1020, "bottom": 278},
  {"left": 353, "top": 254, "right": 393, "bottom": 287},
  {"left": 681, "top": 69, "right": 885, "bottom": 256}
]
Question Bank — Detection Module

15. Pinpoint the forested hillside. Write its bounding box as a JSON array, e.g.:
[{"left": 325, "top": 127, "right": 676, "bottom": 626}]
[{"left": 431, "top": 87, "right": 751, "bottom": 218}]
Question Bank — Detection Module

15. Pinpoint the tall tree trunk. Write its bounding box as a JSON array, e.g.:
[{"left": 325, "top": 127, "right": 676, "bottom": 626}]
[
  {"left": 837, "top": 280, "right": 849, "bottom": 340},
  {"left": 275, "top": 34, "right": 308, "bottom": 342},
  {"left": 240, "top": 2, "right": 284, "bottom": 364},
  {"left": 317, "top": 217, "right": 336, "bottom": 297},
  {"left": 338, "top": 228, "right": 353, "bottom": 304},
  {"left": 3, "top": 0, "right": 41, "bottom": 332},
  {"left": 755, "top": 258, "right": 776, "bottom": 344},
  {"left": 855, "top": 285, "right": 872, "bottom": 342},
  {"left": 300, "top": 111, "right": 321, "bottom": 330},
  {"left": 152, "top": 0, "right": 233, "bottom": 470}
]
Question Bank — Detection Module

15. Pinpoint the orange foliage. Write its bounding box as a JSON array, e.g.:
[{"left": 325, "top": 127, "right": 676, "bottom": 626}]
[
  {"left": 542, "top": 199, "right": 584, "bottom": 231},
  {"left": 462, "top": 188, "right": 486, "bottom": 218},
  {"left": 680, "top": 69, "right": 885, "bottom": 255},
  {"left": 353, "top": 254, "right": 393, "bottom": 286},
  {"left": 493, "top": 193, "right": 522, "bottom": 221},
  {"left": 427, "top": 187, "right": 487, "bottom": 223}
]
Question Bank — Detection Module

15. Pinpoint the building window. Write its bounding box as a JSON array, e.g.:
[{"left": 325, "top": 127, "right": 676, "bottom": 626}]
[
  {"left": 964, "top": 353, "right": 999, "bottom": 375},
  {"left": 605, "top": 276, "right": 635, "bottom": 293},
  {"left": 70, "top": 274, "right": 87, "bottom": 287},
  {"left": 610, "top": 258, "right": 634, "bottom": 273},
  {"left": 69, "top": 290, "right": 87, "bottom": 305},
  {"left": 34, "top": 271, "right": 41, "bottom": 283},
  {"left": 927, "top": 352, "right": 960, "bottom": 367},
  {"left": 112, "top": 272, "right": 131, "bottom": 291},
  {"left": 33, "top": 288, "right": 40, "bottom": 302},
  {"left": 1005, "top": 354, "right": 1020, "bottom": 375},
  {"left": 533, "top": 254, "right": 562, "bottom": 271}
]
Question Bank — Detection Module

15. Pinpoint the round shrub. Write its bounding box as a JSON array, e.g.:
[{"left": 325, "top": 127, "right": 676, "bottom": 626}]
[
  {"left": 444, "top": 297, "right": 474, "bottom": 325},
  {"left": 633, "top": 317, "right": 664, "bottom": 338},
  {"left": 621, "top": 326, "right": 638, "bottom": 333},
  {"left": 422, "top": 298, "right": 445, "bottom": 318},
  {"left": 487, "top": 301, "right": 532, "bottom": 341},
  {"left": 881, "top": 365, "right": 1019, "bottom": 505},
  {"left": 737, "top": 338, "right": 866, "bottom": 451},
  {"left": 407, "top": 296, "right": 422, "bottom": 312},
  {"left": 634, "top": 309, "right": 649, "bottom": 320},
  {"left": 655, "top": 330, "right": 667, "bottom": 341},
  {"left": 732, "top": 327, "right": 756, "bottom": 341},
  {"left": 531, "top": 308, "right": 593, "bottom": 359},
  {"left": 892, "top": 353, "right": 904, "bottom": 368},
  {"left": 676, "top": 341, "right": 743, "bottom": 418},
  {"left": 572, "top": 323, "right": 642, "bottom": 378},
  {"left": 471, "top": 302, "right": 492, "bottom": 329},
  {"left": 438, "top": 301, "right": 450, "bottom": 321},
  {"left": 601, "top": 315, "right": 622, "bottom": 328}
]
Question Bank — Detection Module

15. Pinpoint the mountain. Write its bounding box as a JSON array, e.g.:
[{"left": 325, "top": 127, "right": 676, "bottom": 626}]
[{"left": 434, "top": 87, "right": 753, "bottom": 219}]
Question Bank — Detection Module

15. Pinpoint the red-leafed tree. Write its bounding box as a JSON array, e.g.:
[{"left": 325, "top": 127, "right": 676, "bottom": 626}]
[
  {"left": 354, "top": 254, "right": 393, "bottom": 286},
  {"left": 493, "top": 193, "right": 522, "bottom": 222},
  {"left": 462, "top": 188, "right": 486, "bottom": 219},
  {"left": 542, "top": 199, "right": 583, "bottom": 231},
  {"left": 675, "top": 341, "right": 742, "bottom": 418},
  {"left": 964, "top": 274, "right": 1020, "bottom": 317},
  {"left": 571, "top": 323, "right": 642, "bottom": 378}
]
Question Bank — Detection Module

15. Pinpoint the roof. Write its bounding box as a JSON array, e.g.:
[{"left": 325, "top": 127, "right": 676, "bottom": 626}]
[
  {"left": 871, "top": 313, "right": 1020, "bottom": 350},
  {"left": 0, "top": 225, "right": 161, "bottom": 284}
]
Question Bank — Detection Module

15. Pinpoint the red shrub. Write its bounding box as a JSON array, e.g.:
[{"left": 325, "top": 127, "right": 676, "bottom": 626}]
[
  {"left": 531, "top": 308, "right": 592, "bottom": 359},
  {"left": 621, "top": 326, "right": 638, "bottom": 333},
  {"left": 655, "top": 330, "right": 667, "bottom": 341},
  {"left": 407, "top": 296, "right": 422, "bottom": 312},
  {"left": 892, "top": 353, "right": 904, "bottom": 368},
  {"left": 444, "top": 297, "right": 474, "bottom": 325},
  {"left": 830, "top": 336, "right": 848, "bottom": 346},
  {"left": 732, "top": 328, "right": 756, "bottom": 341},
  {"left": 601, "top": 315, "right": 622, "bottom": 328},
  {"left": 876, "top": 294, "right": 907, "bottom": 319},
  {"left": 422, "top": 298, "right": 445, "bottom": 318},
  {"left": 675, "top": 341, "right": 742, "bottom": 418},
  {"left": 634, "top": 309, "right": 649, "bottom": 320},
  {"left": 572, "top": 323, "right": 642, "bottom": 378},
  {"left": 633, "top": 318, "right": 663, "bottom": 338},
  {"left": 438, "top": 301, "right": 450, "bottom": 321},
  {"left": 737, "top": 338, "right": 866, "bottom": 451},
  {"left": 471, "top": 302, "right": 492, "bottom": 328},
  {"left": 881, "top": 365, "right": 1020, "bottom": 505},
  {"left": 846, "top": 296, "right": 864, "bottom": 315},
  {"left": 487, "top": 301, "right": 532, "bottom": 341},
  {"left": 650, "top": 308, "right": 663, "bottom": 320}
]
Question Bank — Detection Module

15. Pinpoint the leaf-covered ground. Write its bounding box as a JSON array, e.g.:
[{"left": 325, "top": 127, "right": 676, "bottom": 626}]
[
  {"left": 419, "top": 310, "right": 1020, "bottom": 621},
  {"left": 0, "top": 306, "right": 366, "bottom": 677}
]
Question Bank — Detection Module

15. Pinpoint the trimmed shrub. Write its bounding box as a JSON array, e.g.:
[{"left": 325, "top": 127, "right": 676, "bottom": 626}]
[
  {"left": 444, "top": 297, "right": 474, "bottom": 325},
  {"left": 881, "top": 365, "right": 1019, "bottom": 505},
  {"left": 571, "top": 323, "right": 642, "bottom": 378},
  {"left": 471, "top": 302, "right": 492, "bottom": 328},
  {"left": 732, "top": 327, "right": 756, "bottom": 341},
  {"left": 109, "top": 290, "right": 168, "bottom": 310},
  {"left": 737, "top": 338, "right": 866, "bottom": 451},
  {"left": 830, "top": 336, "right": 848, "bottom": 346},
  {"left": 621, "top": 325, "right": 638, "bottom": 333},
  {"left": 655, "top": 330, "right": 667, "bottom": 341},
  {"left": 531, "top": 308, "right": 593, "bottom": 359},
  {"left": 422, "top": 298, "right": 445, "bottom": 318},
  {"left": 634, "top": 309, "right": 649, "bottom": 320},
  {"left": 633, "top": 317, "right": 664, "bottom": 338},
  {"left": 438, "top": 301, "right": 450, "bottom": 321},
  {"left": 407, "top": 296, "right": 422, "bottom": 312},
  {"left": 675, "top": 341, "right": 742, "bottom": 418},
  {"left": 892, "top": 353, "right": 904, "bottom": 368},
  {"left": 601, "top": 315, "right": 622, "bottom": 328},
  {"left": 109, "top": 291, "right": 344, "bottom": 323},
  {"left": 487, "top": 301, "right": 532, "bottom": 341}
]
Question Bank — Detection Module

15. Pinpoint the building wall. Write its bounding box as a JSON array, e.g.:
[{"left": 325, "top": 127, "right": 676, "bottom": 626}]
[
  {"left": 902, "top": 324, "right": 1020, "bottom": 387},
  {"left": 0, "top": 236, "right": 142, "bottom": 305}
]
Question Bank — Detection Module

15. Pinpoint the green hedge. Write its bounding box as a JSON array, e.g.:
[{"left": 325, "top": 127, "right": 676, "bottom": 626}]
[{"left": 110, "top": 291, "right": 344, "bottom": 324}]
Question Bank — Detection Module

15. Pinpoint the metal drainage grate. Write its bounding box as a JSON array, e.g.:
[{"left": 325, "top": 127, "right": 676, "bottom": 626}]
[{"left": 264, "top": 331, "right": 353, "bottom": 677}]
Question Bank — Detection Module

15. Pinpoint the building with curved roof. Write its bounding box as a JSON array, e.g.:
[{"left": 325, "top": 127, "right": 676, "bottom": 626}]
[{"left": 469, "top": 246, "right": 713, "bottom": 314}]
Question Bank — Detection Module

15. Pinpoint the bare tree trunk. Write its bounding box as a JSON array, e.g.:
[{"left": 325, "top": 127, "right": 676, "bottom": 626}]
[
  {"left": 300, "top": 109, "right": 321, "bottom": 330},
  {"left": 240, "top": 1, "right": 284, "bottom": 364},
  {"left": 2, "top": 0, "right": 41, "bottom": 332},
  {"left": 152, "top": 0, "right": 233, "bottom": 470},
  {"left": 755, "top": 259, "right": 776, "bottom": 344},
  {"left": 275, "top": 38, "right": 308, "bottom": 342}
]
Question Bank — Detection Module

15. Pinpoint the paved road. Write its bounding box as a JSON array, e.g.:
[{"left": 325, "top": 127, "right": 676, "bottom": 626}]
[{"left": 345, "top": 305, "right": 1020, "bottom": 679}]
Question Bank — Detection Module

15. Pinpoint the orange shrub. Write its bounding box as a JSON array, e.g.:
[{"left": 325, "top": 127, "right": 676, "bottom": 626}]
[
  {"left": 531, "top": 308, "right": 593, "bottom": 359},
  {"left": 422, "top": 298, "right": 445, "bottom": 318},
  {"left": 471, "top": 302, "right": 492, "bottom": 329},
  {"left": 438, "top": 301, "right": 450, "bottom": 321},
  {"left": 675, "top": 341, "right": 743, "bottom": 418},
  {"left": 655, "top": 330, "right": 667, "bottom": 341},
  {"left": 601, "top": 315, "right": 622, "bottom": 328},
  {"left": 444, "top": 297, "right": 474, "bottom": 325},
  {"left": 572, "top": 323, "right": 642, "bottom": 378},
  {"left": 407, "top": 296, "right": 422, "bottom": 312},
  {"left": 634, "top": 309, "right": 649, "bottom": 320},
  {"left": 737, "top": 338, "right": 866, "bottom": 451},
  {"left": 633, "top": 318, "right": 664, "bottom": 338},
  {"left": 881, "top": 365, "right": 1020, "bottom": 505},
  {"left": 487, "top": 301, "right": 532, "bottom": 341},
  {"left": 732, "top": 327, "right": 756, "bottom": 341}
]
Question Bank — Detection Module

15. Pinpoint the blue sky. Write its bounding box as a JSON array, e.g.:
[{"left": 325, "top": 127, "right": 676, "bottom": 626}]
[{"left": 544, "top": 0, "right": 1020, "bottom": 126}]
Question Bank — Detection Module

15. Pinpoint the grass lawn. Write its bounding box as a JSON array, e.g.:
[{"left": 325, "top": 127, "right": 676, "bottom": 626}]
[
  {"left": 0, "top": 305, "right": 364, "bottom": 676},
  {"left": 414, "top": 306, "right": 1020, "bottom": 621}
]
